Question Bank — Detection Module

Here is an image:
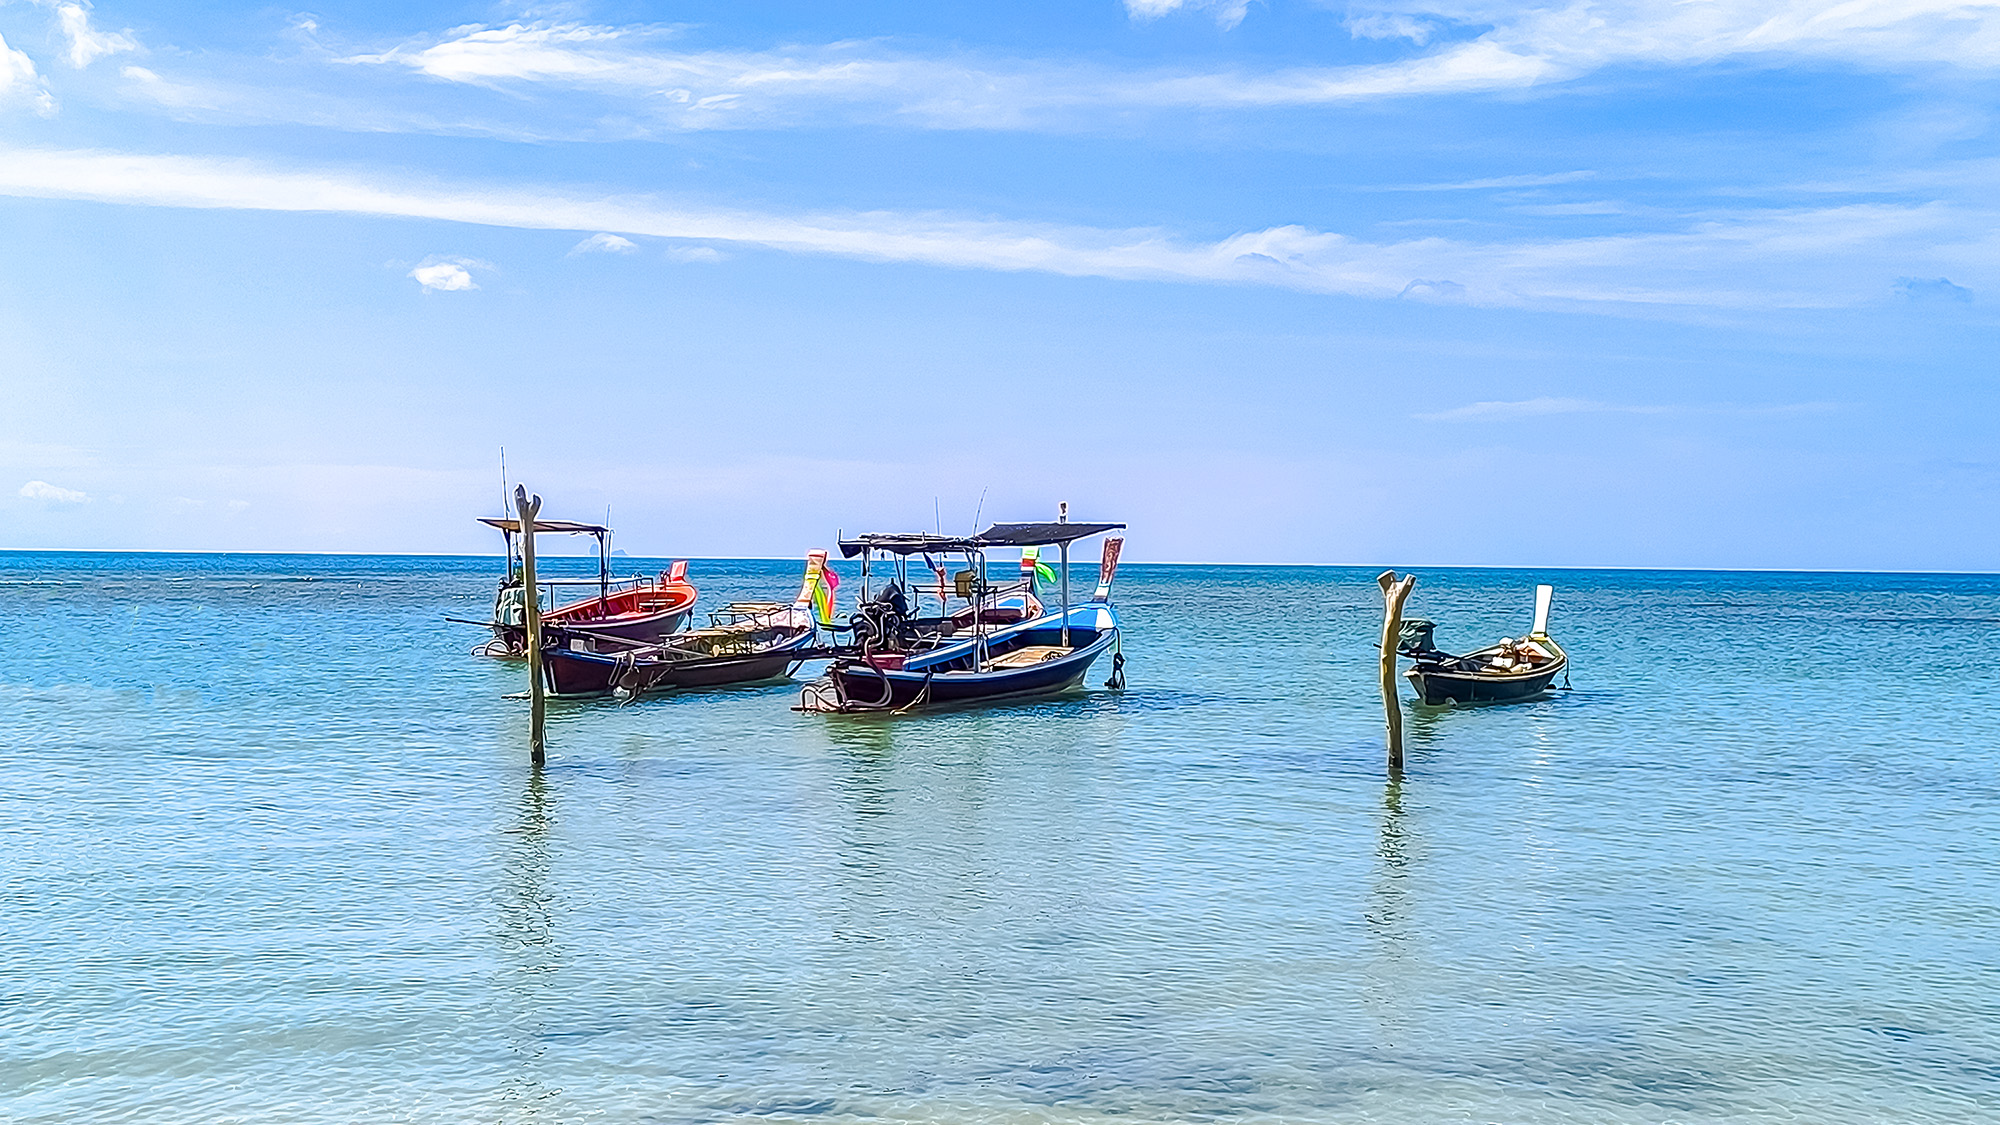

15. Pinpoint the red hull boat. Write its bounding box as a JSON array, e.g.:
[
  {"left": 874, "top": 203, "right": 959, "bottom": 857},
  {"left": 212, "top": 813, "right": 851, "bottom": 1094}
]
[{"left": 475, "top": 516, "right": 699, "bottom": 657}]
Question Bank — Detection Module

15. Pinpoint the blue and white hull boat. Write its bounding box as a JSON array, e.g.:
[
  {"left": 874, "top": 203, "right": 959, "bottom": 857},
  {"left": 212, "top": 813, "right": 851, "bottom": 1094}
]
[
  {"left": 819, "top": 602, "right": 1120, "bottom": 711},
  {"left": 801, "top": 517, "right": 1126, "bottom": 714}
]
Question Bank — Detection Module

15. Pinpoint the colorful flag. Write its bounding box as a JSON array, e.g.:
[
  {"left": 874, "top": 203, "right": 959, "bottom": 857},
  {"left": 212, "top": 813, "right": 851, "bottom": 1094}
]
[
  {"left": 1022, "top": 546, "right": 1057, "bottom": 588},
  {"left": 813, "top": 565, "right": 840, "bottom": 625}
]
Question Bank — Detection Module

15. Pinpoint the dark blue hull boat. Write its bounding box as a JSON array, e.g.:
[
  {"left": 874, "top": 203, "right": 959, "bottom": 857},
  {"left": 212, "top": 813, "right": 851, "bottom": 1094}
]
[
  {"left": 820, "top": 618, "right": 1116, "bottom": 711},
  {"left": 802, "top": 519, "right": 1127, "bottom": 715},
  {"left": 545, "top": 627, "right": 815, "bottom": 698}
]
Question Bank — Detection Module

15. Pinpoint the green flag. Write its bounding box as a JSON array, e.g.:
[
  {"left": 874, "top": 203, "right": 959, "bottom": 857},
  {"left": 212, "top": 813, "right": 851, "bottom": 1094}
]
[{"left": 1022, "top": 546, "right": 1058, "bottom": 587}]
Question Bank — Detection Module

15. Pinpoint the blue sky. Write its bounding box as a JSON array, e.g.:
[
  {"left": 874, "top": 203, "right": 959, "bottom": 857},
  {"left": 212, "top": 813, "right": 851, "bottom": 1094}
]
[{"left": 1, "top": 0, "right": 1995, "bottom": 567}]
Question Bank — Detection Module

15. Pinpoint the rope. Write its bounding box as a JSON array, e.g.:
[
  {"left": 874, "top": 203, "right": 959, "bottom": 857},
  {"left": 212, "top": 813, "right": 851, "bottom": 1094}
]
[
  {"left": 796, "top": 681, "right": 841, "bottom": 712},
  {"left": 892, "top": 672, "right": 935, "bottom": 714},
  {"left": 1104, "top": 637, "right": 1126, "bottom": 690},
  {"left": 611, "top": 649, "right": 643, "bottom": 703},
  {"left": 846, "top": 653, "right": 898, "bottom": 711},
  {"left": 472, "top": 634, "right": 525, "bottom": 658}
]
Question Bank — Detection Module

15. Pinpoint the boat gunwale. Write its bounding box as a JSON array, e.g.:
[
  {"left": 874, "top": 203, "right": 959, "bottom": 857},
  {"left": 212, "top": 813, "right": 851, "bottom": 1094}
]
[
  {"left": 831, "top": 625, "right": 1116, "bottom": 688},
  {"left": 1405, "top": 636, "right": 1568, "bottom": 685}
]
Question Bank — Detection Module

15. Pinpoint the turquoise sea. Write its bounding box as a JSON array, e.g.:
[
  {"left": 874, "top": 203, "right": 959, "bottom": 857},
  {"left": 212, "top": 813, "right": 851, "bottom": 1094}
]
[{"left": 4, "top": 552, "right": 1998, "bottom": 1124}]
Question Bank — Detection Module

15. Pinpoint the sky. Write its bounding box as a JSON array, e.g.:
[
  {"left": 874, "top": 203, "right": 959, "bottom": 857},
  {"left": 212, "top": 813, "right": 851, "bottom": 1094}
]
[{"left": 0, "top": 0, "right": 1995, "bottom": 568}]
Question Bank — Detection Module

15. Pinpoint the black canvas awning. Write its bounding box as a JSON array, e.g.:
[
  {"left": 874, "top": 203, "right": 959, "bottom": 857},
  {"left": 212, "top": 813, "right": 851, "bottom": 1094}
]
[
  {"left": 840, "top": 522, "right": 1123, "bottom": 557},
  {"left": 837, "top": 533, "right": 978, "bottom": 558},
  {"left": 974, "top": 522, "right": 1125, "bottom": 547}
]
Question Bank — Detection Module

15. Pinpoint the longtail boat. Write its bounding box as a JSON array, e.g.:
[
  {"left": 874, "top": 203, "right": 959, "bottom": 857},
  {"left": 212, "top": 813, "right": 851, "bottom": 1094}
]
[
  {"left": 475, "top": 516, "right": 697, "bottom": 657},
  {"left": 1399, "top": 583, "right": 1569, "bottom": 705},
  {"left": 799, "top": 512, "right": 1126, "bottom": 713},
  {"left": 538, "top": 553, "right": 828, "bottom": 698}
]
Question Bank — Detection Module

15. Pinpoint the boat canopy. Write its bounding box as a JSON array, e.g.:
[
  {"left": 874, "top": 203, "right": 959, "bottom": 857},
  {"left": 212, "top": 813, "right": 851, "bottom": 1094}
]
[
  {"left": 838, "top": 521, "right": 1124, "bottom": 558},
  {"left": 478, "top": 517, "right": 610, "bottom": 536},
  {"left": 838, "top": 533, "right": 977, "bottom": 558},
  {"left": 974, "top": 522, "right": 1125, "bottom": 547}
]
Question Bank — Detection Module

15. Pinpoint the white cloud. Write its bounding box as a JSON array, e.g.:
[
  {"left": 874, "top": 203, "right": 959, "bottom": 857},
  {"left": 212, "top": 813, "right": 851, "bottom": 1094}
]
[
  {"left": 20, "top": 479, "right": 90, "bottom": 504},
  {"left": 28, "top": 4, "right": 2000, "bottom": 146},
  {"left": 118, "top": 65, "right": 195, "bottom": 105},
  {"left": 373, "top": 20, "right": 1563, "bottom": 115},
  {"left": 1399, "top": 277, "right": 1467, "bottom": 300},
  {"left": 344, "top": 23, "right": 1067, "bottom": 130},
  {"left": 1347, "top": 12, "right": 1439, "bottom": 44},
  {"left": 83, "top": 4, "right": 2000, "bottom": 145},
  {"left": 1416, "top": 397, "right": 1838, "bottom": 420},
  {"left": 329, "top": 5, "right": 2000, "bottom": 136},
  {"left": 410, "top": 261, "right": 476, "bottom": 291},
  {"left": 0, "top": 31, "right": 57, "bottom": 116},
  {"left": 1124, "top": 0, "right": 1254, "bottom": 29},
  {"left": 55, "top": 2, "right": 138, "bottom": 68},
  {"left": 1418, "top": 397, "right": 1639, "bottom": 420},
  {"left": 666, "top": 244, "right": 725, "bottom": 263},
  {"left": 1895, "top": 275, "right": 1973, "bottom": 301},
  {"left": 0, "top": 145, "right": 1990, "bottom": 310},
  {"left": 1375, "top": 171, "right": 1597, "bottom": 192},
  {"left": 570, "top": 231, "right": 635, "bottom": 255},
  {"left": 1337, "top": 0, "right": 2000, "bottom": 89}
]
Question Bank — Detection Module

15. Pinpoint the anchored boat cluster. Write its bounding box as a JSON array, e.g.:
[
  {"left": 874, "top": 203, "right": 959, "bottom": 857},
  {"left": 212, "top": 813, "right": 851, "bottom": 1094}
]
[
  {"left": 467, "top": 489, "right": 1570, "bottom": 768},
  {"left": 472, "top": 495, "right": 1129, "bottom": 718}
]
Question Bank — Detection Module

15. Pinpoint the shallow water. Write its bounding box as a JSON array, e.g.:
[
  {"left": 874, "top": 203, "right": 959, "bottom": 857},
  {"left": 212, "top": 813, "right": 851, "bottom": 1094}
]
[{"left": 4, "top": 553, "right": 1998, "bottom": 1124}]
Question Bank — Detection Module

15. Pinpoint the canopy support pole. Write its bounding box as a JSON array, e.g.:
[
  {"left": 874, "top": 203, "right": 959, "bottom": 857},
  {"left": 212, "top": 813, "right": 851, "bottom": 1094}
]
[{"left": 970, "top": 547, "right": 986, "bottom": 669}]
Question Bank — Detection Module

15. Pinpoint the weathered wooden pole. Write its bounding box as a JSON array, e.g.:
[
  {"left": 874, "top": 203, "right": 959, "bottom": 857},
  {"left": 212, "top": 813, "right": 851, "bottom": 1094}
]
[
  {"left": 514, "top": 485, "right": 546, "bottom": 767},
  {"left": 1377, "top": 570, "right": 1416, "bottom": 772}
]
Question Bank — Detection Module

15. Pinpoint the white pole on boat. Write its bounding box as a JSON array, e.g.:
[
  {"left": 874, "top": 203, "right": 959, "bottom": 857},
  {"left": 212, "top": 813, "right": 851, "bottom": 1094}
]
[
  {"left": 1377, "top": 570, "right": 1417, "bottom": 773},
  {"left": 1532, "top": 584, "right": 1554, "bottom": 637},
  {"left": 1058, "top": 501, "right": 1070, "bottom": 648},
  {"left": 598, "top": 528, "right": 610, "bottom": 607},
  {"left": 516, "top": 485, "right": 547, "bottom": 767}
]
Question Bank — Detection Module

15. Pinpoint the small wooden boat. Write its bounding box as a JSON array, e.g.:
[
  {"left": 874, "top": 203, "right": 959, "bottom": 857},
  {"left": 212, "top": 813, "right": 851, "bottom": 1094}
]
[
  {"left": 538, "top": 553, "right": 828, "bottom": 698},
  {"left": 1401, "top": 584, "right": 1568, "bottom": 705},
  {"left": 800, "top": 517, "right": 1126, "bottom": 713},
  {"left": 475, "top": 516, "right": 697, "bottom": 656}
]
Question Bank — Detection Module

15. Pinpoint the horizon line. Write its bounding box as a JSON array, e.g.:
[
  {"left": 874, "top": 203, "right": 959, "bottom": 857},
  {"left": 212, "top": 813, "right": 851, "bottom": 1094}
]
[{"left": 0, "top": 546, "right": 1993, "bottom": 578}]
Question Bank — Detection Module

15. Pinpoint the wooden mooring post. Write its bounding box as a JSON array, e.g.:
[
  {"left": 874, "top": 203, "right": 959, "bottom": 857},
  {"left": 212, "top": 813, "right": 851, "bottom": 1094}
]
[
  {"left": 514, "top": 485, "right": 547, "bottom": 767},
  {"left": 1377, "top": 570, "right": 1416, "bottom": 772}
]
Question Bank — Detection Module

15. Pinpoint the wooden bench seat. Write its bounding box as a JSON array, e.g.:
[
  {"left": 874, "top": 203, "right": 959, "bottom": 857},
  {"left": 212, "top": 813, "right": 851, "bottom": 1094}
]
[{"left": 985, "top": 645, "right": 1071, "bottom": 669}]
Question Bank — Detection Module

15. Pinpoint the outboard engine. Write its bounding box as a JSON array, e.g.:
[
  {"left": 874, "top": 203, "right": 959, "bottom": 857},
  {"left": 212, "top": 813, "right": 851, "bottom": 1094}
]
[
  {"left": 494, "top": 581, "right": 528, "bottom": 627},
  {"left": 848, "top": 582, "right": 911, "bottom": 651},
  {"left": 1396, "top": 618, "right": 1440, "bottom": 657}
]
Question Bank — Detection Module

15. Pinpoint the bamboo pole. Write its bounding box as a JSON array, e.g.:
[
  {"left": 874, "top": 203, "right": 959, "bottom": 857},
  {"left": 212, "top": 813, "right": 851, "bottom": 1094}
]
[
  {"left": 515, "top": 485, "right": 546, "bottom": 767},
  {"left": 1377, "top": 570, "right": 1416, "bottom": 772}
]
